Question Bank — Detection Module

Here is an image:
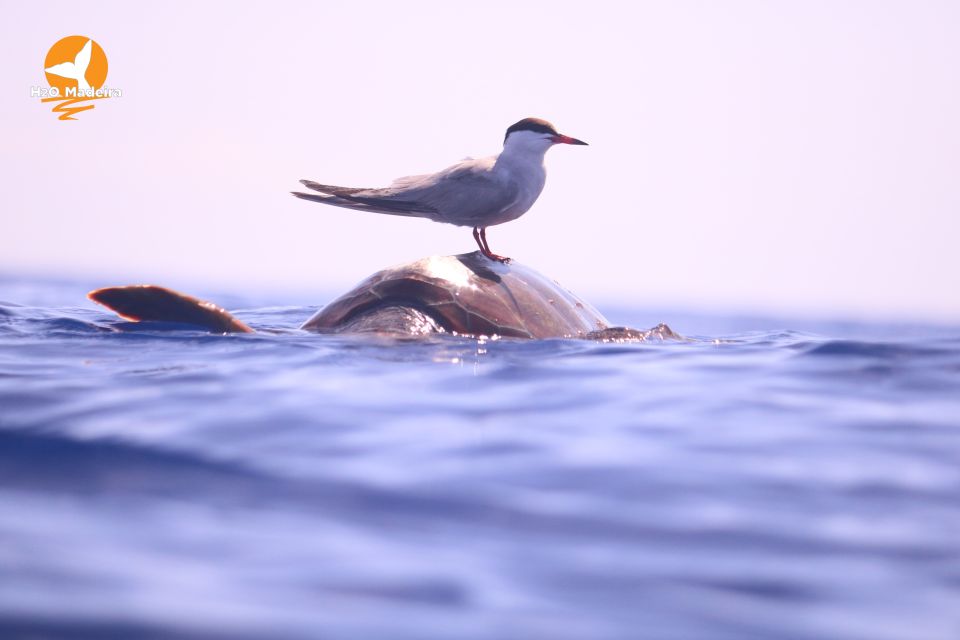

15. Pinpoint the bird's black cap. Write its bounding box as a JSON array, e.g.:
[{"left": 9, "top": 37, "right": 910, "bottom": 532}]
[{"left": 504, "top": 118, "right": 559, "bottom": 143}]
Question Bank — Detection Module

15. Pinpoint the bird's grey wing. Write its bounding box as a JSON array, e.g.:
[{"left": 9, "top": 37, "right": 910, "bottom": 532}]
[
  {"left": 295, "top": 179, "right": 439, "bottom": 218},
  {"left": 291, "top": 191, "right": 434, "bottom": 217},
  {"left": 299, "top": 181, "right": 372, "bottom": 197},
  {"left": 402, "top": 162, "right": 519, "bottom": 226},
  {"left": 293, "top": 157, "right": 512, "bottom": 224}
]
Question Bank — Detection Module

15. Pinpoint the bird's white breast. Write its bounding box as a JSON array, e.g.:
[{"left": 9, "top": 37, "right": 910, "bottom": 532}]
[{"left": 489, "top": 147, "right": 548, "bottom": 225}]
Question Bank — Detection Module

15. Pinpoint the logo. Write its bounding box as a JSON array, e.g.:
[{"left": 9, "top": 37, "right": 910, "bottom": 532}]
[{"left": 32, "top": 36, "right": 122, "bottom": 121}]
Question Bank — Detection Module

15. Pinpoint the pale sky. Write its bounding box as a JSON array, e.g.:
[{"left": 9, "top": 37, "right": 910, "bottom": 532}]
[{"left": 2, "top": 1, "right": 958, "bottom": 322}]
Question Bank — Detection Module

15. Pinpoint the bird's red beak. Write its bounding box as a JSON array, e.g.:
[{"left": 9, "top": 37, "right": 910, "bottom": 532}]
[{"left": 550, "top": 134, "right": 588, "bottom": 145}]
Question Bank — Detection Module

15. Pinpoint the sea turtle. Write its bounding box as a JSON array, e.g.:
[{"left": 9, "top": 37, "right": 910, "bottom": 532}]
[{"left": 88, "top": 252, "right": 679, "bottom": 341}]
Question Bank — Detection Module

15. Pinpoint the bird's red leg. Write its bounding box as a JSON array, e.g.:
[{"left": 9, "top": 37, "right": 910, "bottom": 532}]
[
  {"left": 472, "top": 227, "right": 486, "bottom": 256},
  {"left": 478, "top": 227, "right": 511, "bottom": 263}
]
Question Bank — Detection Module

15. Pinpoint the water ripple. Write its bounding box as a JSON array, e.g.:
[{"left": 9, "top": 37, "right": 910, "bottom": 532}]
[{"left": 1, "top": 280, "right": 959, "bottom": 640}]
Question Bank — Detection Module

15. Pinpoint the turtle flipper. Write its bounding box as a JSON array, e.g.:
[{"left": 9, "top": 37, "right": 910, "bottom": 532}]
[{"left": 88, "top": 285, "right": 253, "bottom": 334}]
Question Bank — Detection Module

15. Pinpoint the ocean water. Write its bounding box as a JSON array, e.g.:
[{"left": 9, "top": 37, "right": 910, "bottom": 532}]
[{"left": 1, "top": 276, "right": 959, "bottom": 640}]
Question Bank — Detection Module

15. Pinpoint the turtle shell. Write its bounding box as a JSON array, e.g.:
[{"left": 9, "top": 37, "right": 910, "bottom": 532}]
[{"left": 301, "top": 251, "right": 610, "bottom": 339}]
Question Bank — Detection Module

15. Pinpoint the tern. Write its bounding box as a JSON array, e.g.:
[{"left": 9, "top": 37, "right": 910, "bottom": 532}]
[
  {"left": 291, "top": 117, "right": 587, "bottom": 262},
  {"left": 45, "top": 39, "right": 94, "bottom": 93}
]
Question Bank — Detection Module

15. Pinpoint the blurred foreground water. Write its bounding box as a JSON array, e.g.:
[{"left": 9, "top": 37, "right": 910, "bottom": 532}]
[{"left": 1, "top": 276, "right": 959, "bottom": 640}]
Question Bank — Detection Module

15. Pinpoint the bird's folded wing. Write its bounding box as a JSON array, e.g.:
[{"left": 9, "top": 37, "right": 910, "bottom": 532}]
[
  {"left": 404, "top": 164, "right": 519, "bottom": 223},
  {"left": 291, "top": 191, "right": 436, "bottom": 217},
  {"left": 297, "top": 179, "right": 438, "bottom": 216},
  {"left": 295, "top": 156, "right": 507, "bottom": 221},
  {"left": 300, "top": 180, "right": 370, "bottom": 197}
]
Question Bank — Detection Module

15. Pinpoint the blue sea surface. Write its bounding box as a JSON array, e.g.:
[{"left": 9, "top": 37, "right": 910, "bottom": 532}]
[{"left": 1, "top": 276, "right": 959, "bottom": 640}]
